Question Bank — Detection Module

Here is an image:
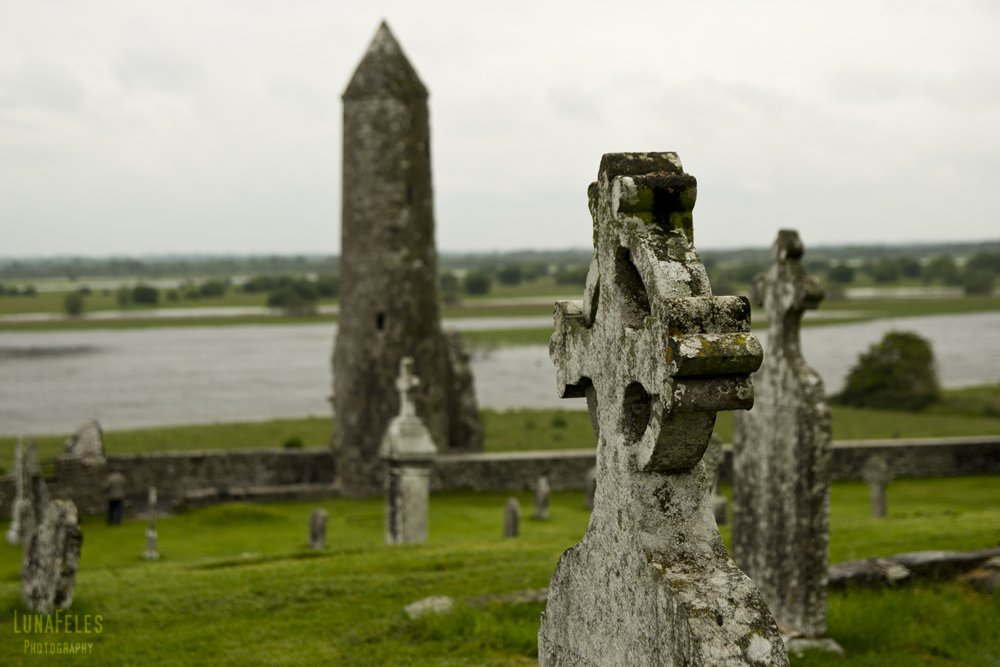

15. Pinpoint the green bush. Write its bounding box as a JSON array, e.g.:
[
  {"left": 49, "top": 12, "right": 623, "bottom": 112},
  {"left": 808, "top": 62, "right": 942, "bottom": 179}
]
[
  {"left": 116, "top": 285, "right": 131, "bottom": 307},
  {"left": 464, "top": 271, "right": 492, "bottom": 295},
  {"left": 63, "top": 291, "right": 85, "bottom": 317},
  {"left": 922, "top": 255, "right": 961, "bottom": 284},
  {"left": 497, "top": 265, "right": 523, "bottom": 286},
  {"left": 897, "top": 256, "right": 921, "bottom": 278},
  {"left": 963, "top": 270, "right": 996, "bottom": 295},
  {"left": 283, "top": 436, "right": 304, "bottom": 449},
  {"left": 870, "top": 258, "right": 900, "bottom": 283},
  {"left": 199, "top": 279, "right": 229, "bottom": 297},
  {"left": 316, "top": 273, "right": 340, "bottom": 298},
  {"left": 132, "top": 284, "right": 159, "bottom": 305},
  {"left": 555, "top": 266, "right": 588, "bottom": 286},
  {"left": 833, "top": 331, "right": 940, "bottom": 411},
  {"left": 267, "top": 288, "right": 316, "bottom": 315},
  {"left": 828, "top": 264, "right": 855, "bottom": 284}
]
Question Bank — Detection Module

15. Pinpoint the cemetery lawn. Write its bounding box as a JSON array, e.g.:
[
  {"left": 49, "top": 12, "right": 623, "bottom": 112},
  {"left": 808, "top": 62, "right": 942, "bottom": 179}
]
[
  {"left": 0, "top": 480, "right": 997, "bottom": 666},
  {"left": 4, "top": 395, "right": 1000, "bottom": 468}
]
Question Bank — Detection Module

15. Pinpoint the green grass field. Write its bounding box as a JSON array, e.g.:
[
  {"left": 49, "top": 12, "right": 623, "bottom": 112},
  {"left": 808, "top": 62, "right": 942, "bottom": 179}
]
[{"left": 0, "top": 477, "right": 996, "bottom": 666}]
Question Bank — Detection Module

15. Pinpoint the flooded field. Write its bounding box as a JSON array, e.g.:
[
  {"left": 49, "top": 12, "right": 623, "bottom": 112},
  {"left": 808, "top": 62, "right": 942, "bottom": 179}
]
[{"left": 1, "top": 312, "right": 998, "bottom": 436}]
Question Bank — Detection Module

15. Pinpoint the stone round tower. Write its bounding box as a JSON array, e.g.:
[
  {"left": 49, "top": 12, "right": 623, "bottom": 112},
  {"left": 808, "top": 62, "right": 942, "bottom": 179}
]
[{"left": 333, "top": 22, "right": 452, "bottom": 497}]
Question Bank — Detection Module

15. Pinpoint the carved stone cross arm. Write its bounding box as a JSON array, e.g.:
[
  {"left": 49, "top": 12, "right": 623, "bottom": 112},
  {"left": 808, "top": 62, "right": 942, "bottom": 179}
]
[{"left": 549, "top": 153, "right": 763, "bottom": 472}]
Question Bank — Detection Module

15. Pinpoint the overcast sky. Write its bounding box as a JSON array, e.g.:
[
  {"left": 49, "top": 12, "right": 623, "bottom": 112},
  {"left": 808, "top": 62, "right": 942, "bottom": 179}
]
[{"left": 2, "top": 1, "right": 998, "bottom": 257}]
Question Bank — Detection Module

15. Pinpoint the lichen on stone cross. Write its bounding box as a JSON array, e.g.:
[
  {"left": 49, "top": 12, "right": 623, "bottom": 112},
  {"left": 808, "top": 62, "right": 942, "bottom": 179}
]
[
  {"left": 539, "top": 152, "right": 788, "bottom": 666},
  {"left": 396, "top": 357, "right": 420, "bottom": 419},
  {"left": 732, "top": 229, "right": 835, "bottom": 647}
]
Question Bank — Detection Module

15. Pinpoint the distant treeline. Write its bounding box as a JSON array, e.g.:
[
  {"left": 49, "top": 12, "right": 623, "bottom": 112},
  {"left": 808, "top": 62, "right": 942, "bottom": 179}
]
[{"left": 0, "top": 255, "right": 340, "bottom": 280}]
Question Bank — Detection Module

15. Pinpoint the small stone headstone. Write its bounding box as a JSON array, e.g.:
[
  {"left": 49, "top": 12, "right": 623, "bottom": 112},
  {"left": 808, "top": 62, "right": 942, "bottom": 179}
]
[
  {"left": 534, "top": 476, "right": 550, "bottom": 520},
  {"left": 732, "top": 230, "right": 840, "bottom": 652},
  {"left": 862, "top": 454, "right": 892, "bottom": 518},
  {"left": 310, "top": 509, "right": 329, "bottom": 549},
  {"left": 21, "top": 499, "right": 83, "bottom": 614},
  {"left": 539, "top": 153, "right": 787, "bottom": 666},
  {"left": 379, "top": 357, "right": 438, "bottom": 545},
  {"left": 63, "top": 419, "right": 106, "bottom": 464},
  {"left": 142, "top": 487, "right": 159, "bottom": 561},
  {"left": 583, "top": 467, "right": 596, "bottom": 510},
  {"left": 504, "top": 497, "right": 520, "bottom": 538},
  {"left": 6, "top": 437, "right": 28, "bottom": 545}
]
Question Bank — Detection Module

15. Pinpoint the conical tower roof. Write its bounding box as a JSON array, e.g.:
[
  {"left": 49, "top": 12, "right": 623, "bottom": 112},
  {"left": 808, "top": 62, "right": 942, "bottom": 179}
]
[{"left": 343, "top": 21, "right": 428, "bottom": 100}]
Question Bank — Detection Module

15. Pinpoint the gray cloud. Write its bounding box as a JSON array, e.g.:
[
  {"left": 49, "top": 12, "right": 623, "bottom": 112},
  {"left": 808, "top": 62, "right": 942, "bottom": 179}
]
[
  {"left": 113, "top": 47, "right": 204, "bottom": 93},
  {"left": 0, "top": 59, "right": 86, "bottom": 112}
]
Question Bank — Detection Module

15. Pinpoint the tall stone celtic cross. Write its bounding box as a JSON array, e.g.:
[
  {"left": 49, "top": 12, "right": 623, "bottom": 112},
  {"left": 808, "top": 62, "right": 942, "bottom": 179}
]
[
  {"left": 732, "top": 230, "right": 836, "bottom": 647},
  {"left": 539, "top": 153, "right": 789, "bottom": 667}
]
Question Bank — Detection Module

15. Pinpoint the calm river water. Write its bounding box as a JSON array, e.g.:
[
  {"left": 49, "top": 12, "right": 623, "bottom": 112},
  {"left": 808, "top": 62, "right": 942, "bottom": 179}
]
[{"left": 1, "top": 312, "right": 998, "bottom": 436}]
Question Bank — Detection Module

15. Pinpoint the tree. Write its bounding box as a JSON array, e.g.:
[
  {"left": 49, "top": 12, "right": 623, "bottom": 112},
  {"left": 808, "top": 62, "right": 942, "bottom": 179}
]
[
  {"left": 897, "top": 256, "right": 921, "bottom": 278},
  {"left": 64, "top": 292, "right": 85, "bottom": 317},
  {"left": 922, "top": 255, "right": 960, "bottom": 284},
  {"left": 464, "top": 271, "right": 491, "bottom": 295},
  {"left": 497, "top": 265, "right": 523, "bottom": 286},
  {"left": 132, "top": 284, "right": 159, "bottom": 305},
  {"left": 833, "top": 331, "right": 940, "bottom": 411},
  {"left": 827, "top": 264, "right": 855, "bottom": 284},
  {"left": 964, "top": 270, "right": 997, "bottom": 295},
  {"left": 870, "top": 258, "right": 900, "bottom": 283}
]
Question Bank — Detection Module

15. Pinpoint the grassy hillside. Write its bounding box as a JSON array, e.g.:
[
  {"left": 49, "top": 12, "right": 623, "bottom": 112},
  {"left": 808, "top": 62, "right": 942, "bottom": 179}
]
[{"left": 0, "top": 478, "right": 997, "bottom": 665}]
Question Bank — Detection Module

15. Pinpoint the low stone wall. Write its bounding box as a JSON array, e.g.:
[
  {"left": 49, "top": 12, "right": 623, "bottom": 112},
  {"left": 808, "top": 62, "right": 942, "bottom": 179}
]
[
  {"left": 0, "top": 449, "right": 336, "bottom": 518},
  {"left": 716, "top": 435, "right": 1000, "bottom": 484},
  {"left": 432, "top": 449, "right": 597, "bottom": 493},
  {"left": 0, "top": 436, "right": 997, "bottom": 517}
]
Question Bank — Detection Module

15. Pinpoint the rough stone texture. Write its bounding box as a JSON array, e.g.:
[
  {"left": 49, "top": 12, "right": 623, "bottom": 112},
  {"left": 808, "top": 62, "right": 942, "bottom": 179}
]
[
  {"left": 827, "top": 557, "right": 913, "bottom": 588},
  {"left": 703, "top": 433, "right": 729, "bottom": 525},
  {"left": 444, "top": 330, "right": 484, "bottom": 453},
  {"left": 504, "top": 497, "right": 520, "bottom": 538},
  {"left": 861, "top": 454, "right": 892, "bottom": 518},
  {"left": 333, "top": 21, "right": 481, "bottom": 498},
  {"left": 404, "top": 595, "right": 454, "bottom": 619},
  {"left": 21, "top": 499, "right": 83, "bottom": 613},
  {"left": 535, "top": 476, "right": 550, "bottom": 520},
  {"left": 732, "top": 230, "right": 832, "bottom": 641},
  {"left": 310, "top": 509, "right": 329, "bottom": 549},
  {"left": 964, "top": 556, "right": 1000, "bottom": 593},
  {"left": 142, "top": 487, "right": 159, "bottom": 561},
  {"left": 7, "top": 439, "right": 48, "bottom": 547},
  {"left": 380, "top": 357, "right": 437, "bottom": 544},
  {"left": 828, "top": 547, "right": 1000, "bottom": 588},
  {"left": 583, "top": 467, "right": 596, "bottom": 510},
  {"left": 539, "top": 153, "right": 786, "bottom": 667},
  {"left": 64, "top": 420, "right": 106, "bottom": 464},
  {"left": 6, "top": 437, "right": 29, "bottom": 545}
]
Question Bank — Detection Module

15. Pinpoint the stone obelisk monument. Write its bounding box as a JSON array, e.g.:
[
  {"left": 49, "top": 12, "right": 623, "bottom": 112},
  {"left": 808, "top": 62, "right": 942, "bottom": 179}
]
[{"left": 334, "top": 22, "right": 465, "bottom": 497}]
